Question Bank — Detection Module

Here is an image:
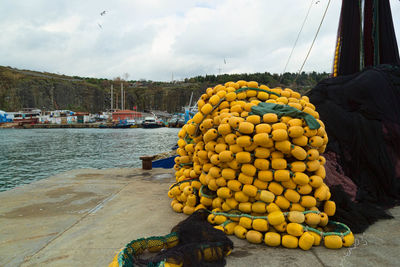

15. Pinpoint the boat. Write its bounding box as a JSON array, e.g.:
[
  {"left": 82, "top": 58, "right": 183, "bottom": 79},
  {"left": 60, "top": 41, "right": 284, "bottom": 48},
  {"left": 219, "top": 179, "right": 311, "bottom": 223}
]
[
  {"left": 112, "top": 119, "right": 132, "bottom": 128},
  {"left": 152, "top": 155, "right": 178, "bottom": 168},
  {"left": 127, "top": 119, "right": 138, "bottom": 128},
  {"left": 168, "top": 115, "right": 178, "bottom": 127},
  {"left": 142, "top": 116, "right": 162, "bottom": 128},
  {"left": 167, "top": 113, "right": 185, "bottom": 128}
]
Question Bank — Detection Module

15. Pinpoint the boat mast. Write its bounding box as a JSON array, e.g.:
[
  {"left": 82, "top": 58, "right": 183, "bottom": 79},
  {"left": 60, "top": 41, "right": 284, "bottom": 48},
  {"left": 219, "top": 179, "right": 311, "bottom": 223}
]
[
  {"left": 111, "top": 84, "right": 113, "bottom": 111},
  {"left": 121, "top": 83, "right": 124, "bottom": 110}
]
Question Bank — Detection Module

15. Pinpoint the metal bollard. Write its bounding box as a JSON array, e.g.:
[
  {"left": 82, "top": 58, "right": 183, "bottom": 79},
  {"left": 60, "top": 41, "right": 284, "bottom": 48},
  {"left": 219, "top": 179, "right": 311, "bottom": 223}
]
[{"left": 140, "top": 155, "right": 155, "bottom": 170}]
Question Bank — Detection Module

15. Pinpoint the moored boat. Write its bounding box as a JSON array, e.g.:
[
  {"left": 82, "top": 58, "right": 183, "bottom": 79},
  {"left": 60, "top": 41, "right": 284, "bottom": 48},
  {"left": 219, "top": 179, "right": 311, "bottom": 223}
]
[{"left": 142, "top": 116, "right": 162, "bottom": 128}]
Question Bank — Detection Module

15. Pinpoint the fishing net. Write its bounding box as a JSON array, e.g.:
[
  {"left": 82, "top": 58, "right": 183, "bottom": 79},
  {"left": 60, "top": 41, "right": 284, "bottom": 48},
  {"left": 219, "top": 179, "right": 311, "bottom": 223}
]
[
  {"left": 109, "top": 209, "right": 233, "bottom": 267},
  {"left": 308, "top": 64, "right": 400, "bottom": 233}
]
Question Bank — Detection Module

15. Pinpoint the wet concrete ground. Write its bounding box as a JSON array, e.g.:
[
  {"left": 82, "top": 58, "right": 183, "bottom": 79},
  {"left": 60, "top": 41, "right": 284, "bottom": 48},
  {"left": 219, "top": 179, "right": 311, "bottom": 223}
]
[{"left": 0, "top": 168, "right": 399, "bottom": 266}]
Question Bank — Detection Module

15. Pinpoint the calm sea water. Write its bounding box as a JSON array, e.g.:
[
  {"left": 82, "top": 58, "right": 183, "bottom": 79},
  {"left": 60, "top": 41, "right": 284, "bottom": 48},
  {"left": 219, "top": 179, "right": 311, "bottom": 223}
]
[{"left": 0, "top": 128, "right": 180, "bottom": 192}]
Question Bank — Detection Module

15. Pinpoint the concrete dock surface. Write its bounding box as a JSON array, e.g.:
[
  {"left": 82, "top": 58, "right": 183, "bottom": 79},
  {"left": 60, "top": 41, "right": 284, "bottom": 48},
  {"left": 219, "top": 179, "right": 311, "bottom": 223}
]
[{"left": 0, "top": 168, "right": 399, "bottom": 267}]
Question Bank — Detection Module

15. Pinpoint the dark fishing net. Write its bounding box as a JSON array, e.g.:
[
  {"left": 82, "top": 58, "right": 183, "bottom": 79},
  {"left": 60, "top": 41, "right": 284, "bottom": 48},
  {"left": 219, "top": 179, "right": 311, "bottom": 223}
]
[
  {"left": 308, "top": 64, "right": 400, "bottom": 233},
  {"left": 127, "top": 209, "right": 233, "bottom": 267}
]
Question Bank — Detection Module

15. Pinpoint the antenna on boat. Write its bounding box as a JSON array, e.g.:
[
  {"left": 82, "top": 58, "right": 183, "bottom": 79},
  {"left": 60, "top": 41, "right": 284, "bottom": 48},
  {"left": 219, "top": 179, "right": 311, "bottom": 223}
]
[{"left": 188, "top": 92, "right": 193, "bottom": 108}]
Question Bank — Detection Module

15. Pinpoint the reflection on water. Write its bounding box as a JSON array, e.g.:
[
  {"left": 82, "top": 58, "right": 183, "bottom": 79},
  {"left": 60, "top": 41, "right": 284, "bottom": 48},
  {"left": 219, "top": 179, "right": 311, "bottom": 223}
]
[{"left": 0, "top": 128, "right": 179, "bottom": 192}]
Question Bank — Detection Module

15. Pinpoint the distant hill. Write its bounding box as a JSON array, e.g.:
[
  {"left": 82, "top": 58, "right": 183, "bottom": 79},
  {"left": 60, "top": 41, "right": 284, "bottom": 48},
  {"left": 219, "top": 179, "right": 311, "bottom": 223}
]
[{"left": 0, "top": 66, "right": 329, "bottom": 113}]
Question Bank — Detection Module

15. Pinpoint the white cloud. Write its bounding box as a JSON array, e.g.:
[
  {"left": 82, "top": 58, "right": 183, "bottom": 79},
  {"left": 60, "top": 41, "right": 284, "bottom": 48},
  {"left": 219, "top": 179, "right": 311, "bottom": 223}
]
[{"left": 0, "top": 0, "right": 399, "bottom": 81}]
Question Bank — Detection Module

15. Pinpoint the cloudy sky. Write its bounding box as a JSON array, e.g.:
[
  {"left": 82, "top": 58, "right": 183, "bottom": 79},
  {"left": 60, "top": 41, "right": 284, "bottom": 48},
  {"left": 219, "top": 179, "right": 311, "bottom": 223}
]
[{"left": 0, "top": 0, "right": 399, "bottom": 81}]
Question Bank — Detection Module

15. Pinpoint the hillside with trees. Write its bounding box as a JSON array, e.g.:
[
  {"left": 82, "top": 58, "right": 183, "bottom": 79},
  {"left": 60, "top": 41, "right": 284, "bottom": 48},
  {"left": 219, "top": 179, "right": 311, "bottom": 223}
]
[{"left": 0, "top": 66, "right": 329, "bottom": 113}]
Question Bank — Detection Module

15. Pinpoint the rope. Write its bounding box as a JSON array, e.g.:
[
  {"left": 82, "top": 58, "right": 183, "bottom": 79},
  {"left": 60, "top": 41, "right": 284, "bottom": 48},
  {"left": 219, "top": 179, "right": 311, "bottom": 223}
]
[
  {"left": 210, "top": 210, "right": 351, "bottom": 237},
  {"left": 294, "top": 0, "right": 332, "bottom": 83},
  {"left": 281, "top": 0, "right": 314, "bottom": 80}
]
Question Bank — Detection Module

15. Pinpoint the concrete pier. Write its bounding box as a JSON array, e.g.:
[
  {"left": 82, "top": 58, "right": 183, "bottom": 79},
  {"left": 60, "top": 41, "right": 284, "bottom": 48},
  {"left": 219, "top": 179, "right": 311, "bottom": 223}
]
[{"left": 0, "top": 168, "right": 399, "bottom": 266}]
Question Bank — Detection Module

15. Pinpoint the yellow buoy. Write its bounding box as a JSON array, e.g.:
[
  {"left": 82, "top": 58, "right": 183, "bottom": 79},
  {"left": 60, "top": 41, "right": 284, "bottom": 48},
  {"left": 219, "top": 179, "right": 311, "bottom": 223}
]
[
  {"left": 264, "top": 232, "right": 281, "bottom": 247},
  {"left": 223, "top": 221, "right": 238, "bottom": 235},
  {"left": 239, "top": 121, "right": 255, "bottom": 134},
  {"left": 252, "top": 218, "right": 269, "bottom": 232},
  {"left": 246, "top": 230, "right": 263, "bottom": 244},
  {"left": 217, "top": 187, "right": 232, "bottom": 199},
  {"left": 258, "top": 170, "right": 273, "bottom": 182},
  {"left": 288, "top": 126, "right": 304, "bottom": 138},
  {"left": 267, "top": 211, "right": 285, "bottom": 226},
  {"left": 242, "top": 184, "right": 258, "bottom": 197},
  {"left": 284, "top": 189, "right": 301, "bottom": 203},
  {"left": 239, "top": 217, "right": 253, "bottom": 229},
  {"left": 275, "top": 196, "right": 290, "bottom": 210},
  {"left": 252, "top": 201, "right": 267, "bottom": 213},
  {"left": 236, "top": 151, "right": 252, "bottom": 164},
  {"left": 234, "top": 191, "right": 249, "bottom": 203},
  {"left": 274, "top": 170, "right": 291, "bottom": 182},
  {"left": 268, "top": 182, "right": 284, "bottom": 196},
  {"left": 271, "top": 129, "right": 288, "bottom": 141},
  {"left": 300, "top": 196, "right": 317, "bottom": 208},
  {"left": 299, "top": 232, "right": 315, "bottom": 251},
  {"left": 324, "top": 200, "right": 336, "bottom": 216},
  {"left": 293, "top": 172, "right": 309, "bottom": 185},
  {"left": 305, "top": 213, "right": 321, "bottom": 226},
  {"left": 271, "top": 158, "right": 287, "bottom": 170},
  {"left": 282, "top": 235, "right": 299, "bottom": 249},
  {"left": 324, "top": 235, "right": 343, "bottom": 249},
  {"left": 227, "top": 180, "right": 243, "bottom": 192},
  {"left": 286, "top": 223, "right": 304, "bottom": 236},
  {"left": 343, "top": 232, "right": 355, "bottom": 247},
  {"left": 263, "top": 113, "right": 278, "bottom": 123},
  {"left": 259, "top": 190, "right": 275, "bottom": 203},
  {"left": 287, "top": 211, "right": 305, "bottom": 223},
  {"left": 234, "top": 225, "right": 248, "bottom": 239},
  {"left": 254, "top": 158, "right": 270, "bottom": 170}
]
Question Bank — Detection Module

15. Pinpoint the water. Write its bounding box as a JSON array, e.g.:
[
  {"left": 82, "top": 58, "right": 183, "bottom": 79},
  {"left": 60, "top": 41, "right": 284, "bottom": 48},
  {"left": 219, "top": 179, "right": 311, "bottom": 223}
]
[{"left": 0, "top": 128, "right": 180, "bottom": 192}]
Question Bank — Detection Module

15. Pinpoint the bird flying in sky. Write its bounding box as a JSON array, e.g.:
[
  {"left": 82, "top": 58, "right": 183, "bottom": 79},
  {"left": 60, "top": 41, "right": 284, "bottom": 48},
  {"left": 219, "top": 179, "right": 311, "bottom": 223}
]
[
  {"left": 100, "top": 11, "right": 106, "bottom": 16},
  {"left": 98, "top": 23, "right": 103, "bottom": 29}
]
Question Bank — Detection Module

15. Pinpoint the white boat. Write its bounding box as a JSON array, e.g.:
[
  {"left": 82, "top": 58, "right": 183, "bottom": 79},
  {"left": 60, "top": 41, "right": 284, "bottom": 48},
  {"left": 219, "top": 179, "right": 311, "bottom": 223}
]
[{"left": 142, "top": 116, "right": 161, "bottom": 128}]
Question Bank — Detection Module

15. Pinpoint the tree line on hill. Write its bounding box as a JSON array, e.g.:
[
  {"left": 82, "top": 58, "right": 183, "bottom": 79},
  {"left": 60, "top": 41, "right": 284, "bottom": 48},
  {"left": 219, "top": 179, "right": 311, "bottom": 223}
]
[{"left": 0, "top": 66, "right": 330, "bottom": 113}]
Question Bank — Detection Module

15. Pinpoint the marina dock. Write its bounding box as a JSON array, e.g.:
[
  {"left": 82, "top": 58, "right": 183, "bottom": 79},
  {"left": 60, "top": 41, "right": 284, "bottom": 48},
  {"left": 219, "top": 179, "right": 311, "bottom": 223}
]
[{"left": 0, "top": 168, "right": 399, "bottom": 266}]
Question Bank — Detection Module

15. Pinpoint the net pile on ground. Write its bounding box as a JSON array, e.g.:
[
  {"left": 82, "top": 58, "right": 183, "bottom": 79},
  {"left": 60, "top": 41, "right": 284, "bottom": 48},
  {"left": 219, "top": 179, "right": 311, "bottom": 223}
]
[
  {"left": 308, "top": 64, "right": 400, "bottom": 233},
  {"left": 169, "top": 80, "right": 355, "bottom": 251},
  {"left": 109, "top": 209, "right": 233, "bottom": 267}
]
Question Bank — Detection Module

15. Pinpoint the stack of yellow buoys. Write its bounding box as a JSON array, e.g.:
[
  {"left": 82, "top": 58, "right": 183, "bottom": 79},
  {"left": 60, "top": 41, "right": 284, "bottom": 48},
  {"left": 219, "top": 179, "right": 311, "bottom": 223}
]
[{"left": 168, "top": 80, "right": 355, "bottom": 250}]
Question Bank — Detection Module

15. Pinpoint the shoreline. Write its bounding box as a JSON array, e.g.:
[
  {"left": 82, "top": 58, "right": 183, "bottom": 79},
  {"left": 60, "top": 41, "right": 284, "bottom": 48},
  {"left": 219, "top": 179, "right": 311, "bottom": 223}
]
[
  {"left": 0, "top": 123, "right": 182, "bottom": 129},
  {"left": 0, "top": 168, "right": 399, "bottom": 266}
]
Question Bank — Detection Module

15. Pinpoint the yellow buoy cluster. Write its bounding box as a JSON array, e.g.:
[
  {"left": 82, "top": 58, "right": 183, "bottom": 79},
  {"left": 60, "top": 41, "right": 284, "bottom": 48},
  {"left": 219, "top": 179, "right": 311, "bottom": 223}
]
[{"left": 168, "top": 80, "right": 354, "bottom": 250}]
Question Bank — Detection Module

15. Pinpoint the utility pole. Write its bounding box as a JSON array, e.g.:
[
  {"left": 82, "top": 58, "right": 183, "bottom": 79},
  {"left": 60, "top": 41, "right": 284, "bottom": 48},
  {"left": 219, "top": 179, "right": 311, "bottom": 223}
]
[
  {"left": 111, "top": 84, "right": 114, "bottom": 111},
  {"left": 116, "top": 94, "right": 118, "bottom": 111},
  {"left": 217, "top": 68, "right": 222, "bottom": 75},
  {"left": 51, "top": 85, "right": 54, "bottom": 110}
]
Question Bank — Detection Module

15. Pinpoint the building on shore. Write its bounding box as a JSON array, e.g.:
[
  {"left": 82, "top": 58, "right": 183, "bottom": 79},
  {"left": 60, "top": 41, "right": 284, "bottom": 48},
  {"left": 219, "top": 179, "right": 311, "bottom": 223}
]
[{"left": 112, "top": 110, "right": 143, "bottom": 122}]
